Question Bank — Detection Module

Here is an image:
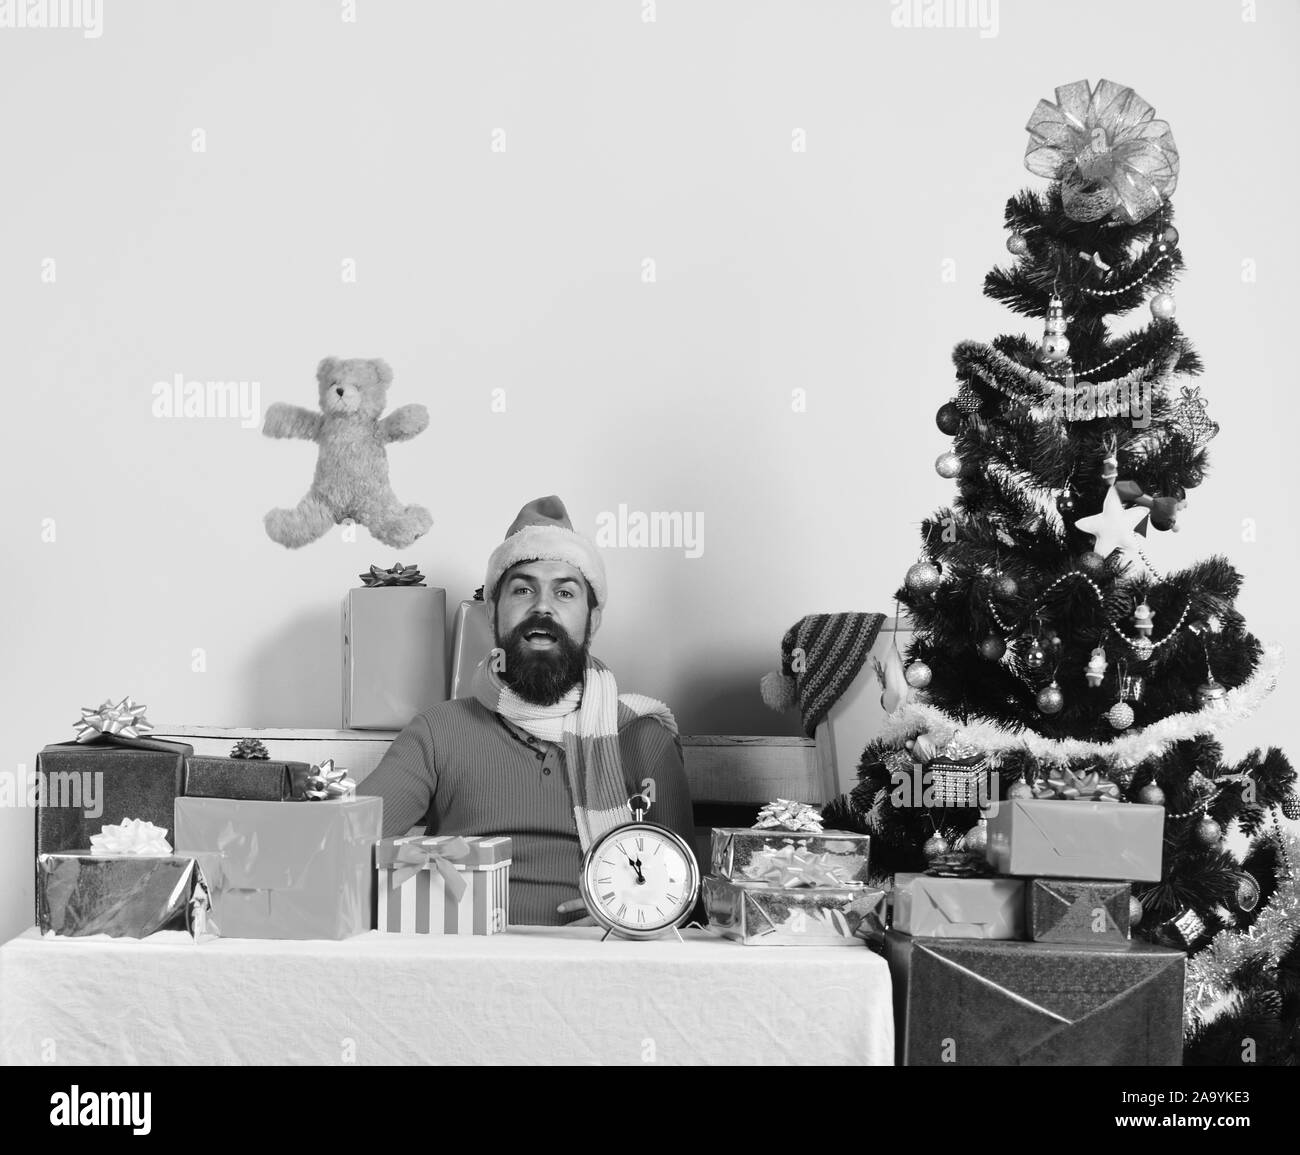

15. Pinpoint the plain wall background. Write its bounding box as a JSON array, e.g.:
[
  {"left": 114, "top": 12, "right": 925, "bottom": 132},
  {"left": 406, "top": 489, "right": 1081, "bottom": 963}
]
[{"left": 2, "top": 0, "right": 1297, "bottom": 944}]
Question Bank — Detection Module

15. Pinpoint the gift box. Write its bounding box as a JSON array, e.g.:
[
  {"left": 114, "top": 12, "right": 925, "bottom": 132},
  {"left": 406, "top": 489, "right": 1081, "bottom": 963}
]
[
  {"left": 37, "top": 852, "right": 219, "bottom": 940},
  {"left": 710, "top": 827, "right": 870, "bottom": 885},
  {"left": 450, "top": 592, "right": 493, "bottom": 699},
  {"left": 892, "top": 872, "right": 1025, "bottom": 939},
  {"left": 183, "top": 755, "right": 314, "bottom": 801},
  {"left": 985, "top": 798, "right": 1164, "bottom": 882},
  {"left": 35, "top": 735, "right": 192, "bottom": 858},
  {"left": 703, "top": 877, "right": 886, "bottom": 946},
  {"left": 885, "top": 931, "right": 1185, "bottom": 1065},
  {"left": 343, "top": 584, "right": 447, "bottom": 729},
  {"left": 173, "top": 795, "right": 382, "bottom": 939},
  {"left": 1028, "top": 878, "right": 1132, "bottom": 943},
  {"left": 376, "top": 835, "right": 512, "bottom": 935}
]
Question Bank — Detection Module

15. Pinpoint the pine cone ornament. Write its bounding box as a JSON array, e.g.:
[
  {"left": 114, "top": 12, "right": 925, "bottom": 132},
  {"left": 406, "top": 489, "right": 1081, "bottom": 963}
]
[{"left": 230, "top": 738, "right": 270, "bottom": 760}]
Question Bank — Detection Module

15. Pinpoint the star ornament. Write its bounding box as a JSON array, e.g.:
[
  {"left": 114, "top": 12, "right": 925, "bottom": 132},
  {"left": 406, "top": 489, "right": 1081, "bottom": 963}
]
[{"left": 1074, "top": 486, "right": 1149, "bottom": 559}]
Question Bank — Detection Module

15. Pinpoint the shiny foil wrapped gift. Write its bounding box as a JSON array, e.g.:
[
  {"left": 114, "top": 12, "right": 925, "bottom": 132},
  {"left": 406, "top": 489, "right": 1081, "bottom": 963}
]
[
  {"left": 885, "top": 931, "right": 1185, "bottom": 1065},
  {"left": 985, "top": 798, "right": 1164, "bottom": 882},
  {"left": 710, "top": 828, "right": 870, "bottom": 885},
  {"left": 183, "top": 755, "right": 314, "bottom": 801},
  {"left": 37, "top": 852, "right": 219, "bottom": 940},
  {"left": 892, "top": 872, "right": 1025, "bottom": 940},
  {"left": 1028, "top": 878, "right": 1131, "bottom": 944},
  {"left": 173, "top": 795, "right": 382, "bottom": 940},
  {"left": 704, "top": 877, "right": 886, "bottom": 947},
  {"left": 376, "top": 835, "right": 512, "bottom": 935}
]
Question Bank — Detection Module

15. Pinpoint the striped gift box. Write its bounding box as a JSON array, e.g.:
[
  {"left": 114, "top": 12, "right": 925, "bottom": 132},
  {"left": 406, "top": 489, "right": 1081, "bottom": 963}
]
[{"left": 376, "top": 835, "right": 511, "bottom": 935}]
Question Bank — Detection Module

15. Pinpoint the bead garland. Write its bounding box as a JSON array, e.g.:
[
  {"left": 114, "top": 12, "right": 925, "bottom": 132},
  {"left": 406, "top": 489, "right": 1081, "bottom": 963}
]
[
  {"left": 1041, "top": 340, "right": 1141, "bottom": 380},
  {"left": 1166, "top": 788, "right": 1222, "bottom": 821},
  {"left": 1080, "top": 249, "right": 1173, "bottom": 298}
]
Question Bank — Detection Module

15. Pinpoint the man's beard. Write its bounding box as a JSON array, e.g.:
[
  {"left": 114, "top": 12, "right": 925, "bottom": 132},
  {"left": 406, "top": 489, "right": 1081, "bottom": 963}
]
[{"left": 496, "top": 613, "right": 590, "bottom": 706}]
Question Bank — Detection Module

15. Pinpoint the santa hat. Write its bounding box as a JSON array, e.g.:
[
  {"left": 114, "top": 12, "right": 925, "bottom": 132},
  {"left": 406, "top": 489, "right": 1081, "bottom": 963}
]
[
  {"left": 484, "top": 495, "right": 608, "bottom": 614},
  {"left": 760, "top": 613, "right": 885, "bottom": 738}
]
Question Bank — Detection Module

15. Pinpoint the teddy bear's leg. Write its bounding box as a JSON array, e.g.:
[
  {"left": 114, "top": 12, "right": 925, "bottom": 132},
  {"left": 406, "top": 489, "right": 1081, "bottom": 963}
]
[
  {"left": 365, "top": 492, "right": 433, "bottom": 549},
  {"left": 264, "top": 492, "right": 336, "bottom": 548}
]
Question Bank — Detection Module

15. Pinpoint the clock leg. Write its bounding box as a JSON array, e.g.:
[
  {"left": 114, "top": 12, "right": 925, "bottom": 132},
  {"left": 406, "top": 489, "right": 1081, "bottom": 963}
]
[{"left": 601, "top": 926, "right": 614, "bottom": 943}]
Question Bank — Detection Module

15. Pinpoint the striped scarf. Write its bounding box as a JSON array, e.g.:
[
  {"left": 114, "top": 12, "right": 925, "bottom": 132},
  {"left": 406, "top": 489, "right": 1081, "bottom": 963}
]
[{"left": 472, "top": 653, "right": 679, "bottom": 851}]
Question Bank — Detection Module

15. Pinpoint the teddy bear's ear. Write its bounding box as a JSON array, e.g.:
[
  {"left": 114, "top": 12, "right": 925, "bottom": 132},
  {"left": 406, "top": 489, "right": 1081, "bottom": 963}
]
[
  {"left": 371, "top": 358, "right": 394, "bottom": 386},
  {"left": 316, "top": 357, "right": 341, "bottom": 386}
]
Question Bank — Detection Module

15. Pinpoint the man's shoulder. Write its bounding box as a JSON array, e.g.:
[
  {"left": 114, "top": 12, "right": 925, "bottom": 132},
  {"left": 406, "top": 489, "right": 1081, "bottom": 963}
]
[{"left": 408, "top": 697, "right": 497, "bottom": 733}]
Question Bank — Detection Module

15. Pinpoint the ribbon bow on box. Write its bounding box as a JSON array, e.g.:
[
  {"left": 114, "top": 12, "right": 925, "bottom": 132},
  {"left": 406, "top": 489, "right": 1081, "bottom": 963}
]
[
  {"left": 303, "top": 759, "right": 356, "bottom": 801},
  {"left": 74, "top": 697, "right": 156, "bottom": 743},
  {"left": 1025, "top": 78, "right": 1179, "bottom": 223},
  {"left": 385, "top": 837, "right": 474, "bottom": 902},
  {"left": 742, "top": 844, "right": 860, "bottom": 889},
  {"left": 89, "top": 818, "right": 173, "bottom": 855},
  {"left": 1032, "top": 766, "right": 1121, "bottom": 802},
  {"left": 359, "top": 563, "right": 426, "bottom": 588},
  {"left": 754, "top": 799, "right": 824, "bottom": 833}
]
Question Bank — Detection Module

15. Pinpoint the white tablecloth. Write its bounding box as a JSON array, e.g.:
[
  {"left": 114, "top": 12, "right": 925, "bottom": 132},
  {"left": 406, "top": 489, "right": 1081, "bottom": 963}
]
[{"left": 0, "top": 926, "right": 893, "bottom": 1065}]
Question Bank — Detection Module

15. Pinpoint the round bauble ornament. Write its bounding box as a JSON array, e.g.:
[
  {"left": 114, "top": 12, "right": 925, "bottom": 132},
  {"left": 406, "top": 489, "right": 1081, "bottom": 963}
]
[
  {"left": 1138, "top": 783, "right": 1165, "bottom": 806},
  {"left": 1150, "top": 293, "right": 1176, "bottom": 319},
  {"left": 977, "top": 634, "right": 1006, "bottom": 661},
  {"left": 1036, "top": 682, "right": 1065, "bottom": 715},
  {"left": 1197, "top": 678, "right": 1229, "bottom": 710},
  {"left": 1130, "top": 637, "right": 1155, "bottom": 663},
  {"left": 1007, "top": 780, "right": 1035, "bottom": 800},
  {"left": 1236, "top": 872, "right": 1261, "bottom": 914},
  {"left": 905, "top": 561, "right": 941, "bottom": 595},
  {"left": 1039, "top": 333, "right": 1070, "bottom": 363},
  {"left": 1161, "top": 224, "right": 1179, "bottom": 247},
  {"left": 923, "top": 832, "right": 950, "bottom": 861},
  {"left": 904, "top": 661, "right": 933, "bottom": 689},
  {"left": 991, "top": 573, "right": 1018, "bottom": 599},
  {"left": 935, "top": 403, "right": 962, "bottom": 435},
  {"left": 1129, "top": 896, "right": 1144, "bottom": 926},
  {"left": 1056, "top": 491, "right": 1077, "bottom": 518},
  {"left": 1024, "top": 641, "right": 1048, "bottom": 671},
  {"left": 935, "top": 451, "right": 963, "bottom": 479},
  {"left": 1077, "top": 551, "right": 1105, "bottom": 577},
  {"left": 1194, "top": 815, "right": 1222, "bottom": 847},
  {"left": 960, "top": 818, "right": 989, "bottom": 856},
  {"left": 1006, "top": 232, "right": 1029, "bottom": 256},
  {"left": 1108, "top": 702, "right": 1135, "bottom": 730}
]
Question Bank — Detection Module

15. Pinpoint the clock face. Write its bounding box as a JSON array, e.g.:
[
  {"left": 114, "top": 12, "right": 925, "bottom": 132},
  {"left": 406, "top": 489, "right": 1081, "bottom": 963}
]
[{"left": 581, "top": 823, "right": 699, "bottom": 935}]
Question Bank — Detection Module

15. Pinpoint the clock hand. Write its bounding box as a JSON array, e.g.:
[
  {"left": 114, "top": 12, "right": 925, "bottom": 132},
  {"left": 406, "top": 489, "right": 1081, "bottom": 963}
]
[{"left": 626, "top": 856, "right": 646, "bottom": 884}]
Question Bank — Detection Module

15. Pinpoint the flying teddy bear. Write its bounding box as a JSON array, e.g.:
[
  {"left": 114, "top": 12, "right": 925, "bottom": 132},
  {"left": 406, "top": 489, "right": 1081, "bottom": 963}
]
[{"left": 262, "top": 356, "right": 433, "bottom": 549}]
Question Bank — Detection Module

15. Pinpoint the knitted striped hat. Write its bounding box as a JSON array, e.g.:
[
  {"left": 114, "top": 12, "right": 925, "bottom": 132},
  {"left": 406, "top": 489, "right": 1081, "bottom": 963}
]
[{"left": 760, "top": 613, "right": 886, "bottom": 738}]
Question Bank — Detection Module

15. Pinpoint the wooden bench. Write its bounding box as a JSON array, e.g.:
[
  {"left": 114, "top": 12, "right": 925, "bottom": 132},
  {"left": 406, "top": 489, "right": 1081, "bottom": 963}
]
[{"left": 154, "top": 727, "right": 833, "bottom": 866}]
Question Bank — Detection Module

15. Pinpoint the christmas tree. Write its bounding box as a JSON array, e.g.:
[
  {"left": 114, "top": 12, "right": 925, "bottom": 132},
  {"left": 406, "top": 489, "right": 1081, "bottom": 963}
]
[{"left": 823, "top": 79, "right": 1300, "bottom": 1065}]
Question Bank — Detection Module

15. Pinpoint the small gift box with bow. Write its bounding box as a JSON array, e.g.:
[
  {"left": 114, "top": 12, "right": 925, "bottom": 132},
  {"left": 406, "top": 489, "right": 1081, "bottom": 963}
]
[
  {"left": 923, "top": 740, "right": 992, "bottom": 809},
  {"left": 173, "top": 795, "right": 382, "bottom": 939},
  {"left": 35, "top": 697, "right": 193, "bottom": 864},
  {"left": 343, "top": 566, "right": 447, "bottom": 729},
  {"left": 1028, "top": 878, "right": 1132, "bottom": 944},
  {"left": 36, "top": 819, "right": 220, "bottom": 940},
  {"left": 985, "top": 797, "right": 1164, "bottom": 882},
  {"left": 703, "top": 877, "right": 887, "bottom": 947},
  {"left": 376, "top": 835, "right": 512, "bottom": 935},
  {"left": 892, "top": 872, "right": 1025, "bottom": 940},
  {"left": 184, "top": 754, "right": 315, "bottom": 801}
]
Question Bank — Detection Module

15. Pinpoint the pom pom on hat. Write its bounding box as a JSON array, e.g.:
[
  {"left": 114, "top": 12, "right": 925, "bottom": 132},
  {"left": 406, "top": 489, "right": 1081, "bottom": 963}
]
[{"left": 760, "top": 670, "right": 799, "bottom": 712}]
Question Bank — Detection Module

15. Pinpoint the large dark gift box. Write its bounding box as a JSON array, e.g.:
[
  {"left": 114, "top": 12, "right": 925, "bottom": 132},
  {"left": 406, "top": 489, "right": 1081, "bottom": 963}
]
[
  {"left": 885, "top": 930, "right": 1185, "bottom": 1065},
  {"left": 35, "top": 735, "right": 192, "bottom": 858},
  {"left": 183, "top": 755, "right": 313, "bottom": 801}
]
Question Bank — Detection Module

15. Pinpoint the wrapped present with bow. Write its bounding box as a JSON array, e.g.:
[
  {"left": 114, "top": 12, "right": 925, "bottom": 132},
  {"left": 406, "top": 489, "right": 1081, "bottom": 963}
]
[
  {"left": 376, "top": 835, "right": 512, "bottom": 935},
  {"left": 985, "top": 796, "right": 1164, "bottom": 882},
  {"left": 1030, "top": 766, "right": 1122, "bottom": 803},
  {"left": 37, "top": 818, "right": 220, "bottom": 940},
  {"left": 922, "top": 738, "right": 992, "bottom": 809},
  {"left": 703, "top": 876, "right": 886, "bottom": 948},
  {"left": 184, "top": 753, "right": 316, "bottom": 802},
  {"left": 343, "top": 568, "right": 446, "bottom": 729},
  {"left": 173, "top": 794, "right": 382, "bottom": 939},
  {"left": 35, "top": 697, "right": 193, "bottom": 864},
  {"left": 892, "top": 871, "right": 1025, "bottom": 940},
  {"left": 711, "top": 800, "right": 871, "bottom": 884}
]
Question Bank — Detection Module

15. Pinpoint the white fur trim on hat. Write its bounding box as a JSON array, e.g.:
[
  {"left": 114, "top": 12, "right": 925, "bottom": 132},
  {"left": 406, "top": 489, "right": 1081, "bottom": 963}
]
[{"left": 485, "top": 523, "right": 608, "bottom": 610}]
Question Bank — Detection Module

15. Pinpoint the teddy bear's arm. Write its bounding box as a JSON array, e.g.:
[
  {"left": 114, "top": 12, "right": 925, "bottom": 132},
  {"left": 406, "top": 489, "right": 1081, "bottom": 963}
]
[
  {"left": 378, "top": 403, "right": 430, "bottom": 444},
  {"left": 263, "top": 402, "right": 324, "bottom": 441}
]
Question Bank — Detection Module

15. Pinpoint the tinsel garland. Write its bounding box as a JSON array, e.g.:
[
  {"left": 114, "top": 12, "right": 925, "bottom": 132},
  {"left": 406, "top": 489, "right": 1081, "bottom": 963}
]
[
  {"left": 1185, "top": 828, "right": 1300, "bottom": 1032},
  {"left": 879, "top": 644, "right": 1283, "bottom": 770}
]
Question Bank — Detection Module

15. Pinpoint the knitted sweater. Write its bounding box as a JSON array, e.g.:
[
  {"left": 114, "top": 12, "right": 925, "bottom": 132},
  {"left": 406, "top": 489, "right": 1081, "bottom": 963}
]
[{"left": 359, "top": 697, "right": 695, "bottom": 926}]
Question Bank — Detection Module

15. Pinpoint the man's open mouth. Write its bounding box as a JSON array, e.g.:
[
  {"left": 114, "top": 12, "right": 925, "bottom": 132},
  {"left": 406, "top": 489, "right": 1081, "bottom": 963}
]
[{"left": 523, "top": 628, "right": 559, "bottom": 646}]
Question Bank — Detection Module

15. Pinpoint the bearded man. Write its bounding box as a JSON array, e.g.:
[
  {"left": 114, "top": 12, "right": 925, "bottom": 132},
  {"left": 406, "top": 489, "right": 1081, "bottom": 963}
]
[{"left": 359, "top": 495, "right": 695, "bottom": 926}]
